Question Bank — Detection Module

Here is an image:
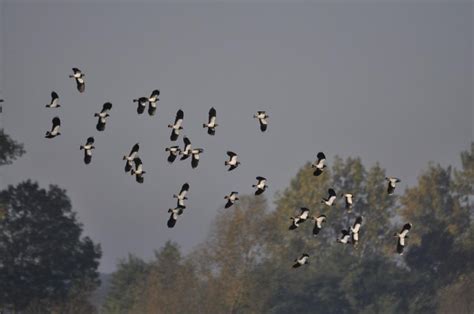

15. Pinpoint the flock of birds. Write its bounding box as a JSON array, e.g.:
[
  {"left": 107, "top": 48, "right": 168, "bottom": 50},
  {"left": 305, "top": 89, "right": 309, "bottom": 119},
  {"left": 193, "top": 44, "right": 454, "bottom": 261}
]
[{"left": 42, "top": 67, "right": 413, "bottom": 269}]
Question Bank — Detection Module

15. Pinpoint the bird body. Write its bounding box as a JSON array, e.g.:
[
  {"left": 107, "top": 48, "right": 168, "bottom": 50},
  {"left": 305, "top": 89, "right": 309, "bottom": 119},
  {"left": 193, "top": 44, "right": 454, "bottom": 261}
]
[
  {"left": 191, "top": 148, "right": 204, "bottom": 168},
  {"left": 292, "top": 253, "right": 309, "bottom": 268},
  {"left": 321, "top": 188, "right": 337, "bottom": 206},
  {"left": 95, "top": 102, "right": 112, "bottom": 131},
  {"left": 46, "top": 91, "right": 60, "bottom": 108},
  {"left": 131, "top": 157, "right": 146, "bottom": 183},
  {"left": 254, "top": 111, "right": 269, "bottom": 132},
  {"left": 312, "top": 152, "right": 327, "bottom": 176},
  {"left": 337, "top": 229, "right": 351, "bottom": 244},
  {"left": 312, "top": 214, "right": 327, "bottom": 236},
  {"left": 203, "top": 107, "right": 218, "bottom": 135},
  {"left": 289, "top": 207, "right": 310, "bottom": 230},
  {"left": 123, "top": 143, "right": 140, "bottom": 172},
  {"left": 343, "top": 193, "right": 354, "bottom": 211},
  {"left": 173, "top": 183, "right": 190, "bottom": 208},
  {"left": 69, "top": 68, "right": 85, "bottom": 93},
  {"left": 168, "top": 109, "right": 184, "bottom": 141},
  {"left": 386, "top": 177, "right": 401, "bottom": 195},
  {"left": 80, "top": 137, "right": 95, "bottom": 164},
  {"left": 165, "top": 146, "right": 181, "bottom": 163},
  {"left": 225, "top": 151, "right": 240, "bottom": 171},
  {"left": 147, "top": 90, "right": 160, "bottom": 115},
  {"left": 180, "top": 137, "right": 192, "bottom": 160},
  {"left": 167, "top": 206, "right": 184, "bottom": 228},
  {"left": 224, "top": 191, "right": 239, "bottom": 208},
  {"left": 45, "top": 117, "right": 61, "bottom": 138},
  {"left": 253, "top": 176, "right": 267, "bottom": 195},
  {"left": 394, "top": 223, "right": 412, "bottom": 255}
]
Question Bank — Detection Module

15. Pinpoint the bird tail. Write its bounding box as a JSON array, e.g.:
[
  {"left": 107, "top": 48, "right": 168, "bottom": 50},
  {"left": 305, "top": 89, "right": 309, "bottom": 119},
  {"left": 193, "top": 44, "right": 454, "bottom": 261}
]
[
  {"left": 80, "top": 145, "right": 84, "bottom": 150},
  {"left": 203, "top": 124, "right": 207, "bottom": 128},
  {"left": 94, "top": 113, "right": 99, "bottom": 117},
  {"left": 123, "top": 155, "right": 127, "bottom": 160},
  {"left": 133, "top": 99, "right": 138, "bottom": 103},
  {"left": 131, "top": 169, "right": 135, "bottom": 175},
  {"left": 68, "top": 75, "right": 74, "bottom": 78}
]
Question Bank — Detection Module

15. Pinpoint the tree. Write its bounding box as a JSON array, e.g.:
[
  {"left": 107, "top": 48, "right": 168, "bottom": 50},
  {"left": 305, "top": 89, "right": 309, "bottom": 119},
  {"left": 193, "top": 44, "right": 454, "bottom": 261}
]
[
  {"left": 0, "top": 180, "right": 101, "bottom": 312},
  {"left": 0, "top": 129, "right": 25, "bottom": 166},
  {"left": 102, "top": 254, "right": 149, "bottom": 314}
]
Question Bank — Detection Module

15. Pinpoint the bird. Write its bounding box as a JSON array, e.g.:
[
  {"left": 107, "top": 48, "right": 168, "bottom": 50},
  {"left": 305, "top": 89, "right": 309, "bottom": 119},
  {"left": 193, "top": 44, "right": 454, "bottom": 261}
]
[
  {"left": 167, "top": 206, "right": 184, "bottom": 228},
  {"left": 203, "top": 107, "right": 218, "bottom": 135},
  {"left": 311, "top": 214, "right": 327, "bottom": 236},
  {"left": 165, "top": 146, "right": 181, "bottom": 163},
  {"left": 386, "top": 177, "right": 401, "bottom": 195},
  {"left": 168, "top": 109, "right": 184, "bottom": 141},
  {"left": 292, "top": 253, "right": 309, "bottom": 268},
  {"left": 225, "top": 151, "right": 240, "bottom": 171},
  {"left": 46, "top": 91, "right": 60, "bottom": 108},
  {"left": 147, "top": 89, "right": 160, "bottom": 116},
  {"left": 253, "top": 111, "right": 269, "bottom": 132},
  {"left": 123, "top": 143, "right": 140, "bottom": 173},
  {"left": 351, "top": 216, "right": 363, "bottom": 247},
  {"left": 131, "top": 157, "right": 146, "bottom": 183},
  {"left": 224, "top": 192, "right": 239, "bottom": 208},
  {"left": 180, "top": 136, "right": 192, "bottom": 160},
  {"left": 289, "top": 207, "right": 310, "bottom": 230},
  {"left": 69, "top": 68, "right": 85, "bottom": 93},
  {"left": 394, "top": 223, "right": 412, "bottom": 255},
  {"left": 191, "top": 148, "right": 204, "bottom": 168},
  {"left": 337, "top": 229, "right": 351, "bottom": 244},
  {"left": 253, "top": 176, "right": 267, "bottom": 195},
  {"left": 342, "top": 193, "right": 354, "bottom": 212},
  {"left": 173, "top": 183, "right": 190, "bottom": 208},
  {"left": 133, "top": 97, "right": 148, "bottom": 115},
  {"left": 94, "top": 102, "right": 112, "bottom": 131},
  {"left": 45, "top": 117, "right": 61, "bottom": 138},
  {"left": 80, "top": 137, "right": 95, "bottom": 164},
  {"left": 321, "top": 188, "right": 337, "bottom": 206},
  {"left": 312, "top": 152, "right": 327, "bottom": 176}
]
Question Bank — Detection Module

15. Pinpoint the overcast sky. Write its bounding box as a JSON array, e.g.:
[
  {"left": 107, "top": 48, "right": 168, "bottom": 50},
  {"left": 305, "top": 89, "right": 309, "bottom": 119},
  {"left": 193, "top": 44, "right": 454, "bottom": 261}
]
[{"left": 0, "top": 2, "right": 472, "bottom": 272}]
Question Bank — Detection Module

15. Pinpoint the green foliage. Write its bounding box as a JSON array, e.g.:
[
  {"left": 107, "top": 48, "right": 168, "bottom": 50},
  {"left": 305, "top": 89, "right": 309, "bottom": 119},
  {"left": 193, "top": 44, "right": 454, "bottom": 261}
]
[{"left": 0, "top": 180, "right": 101, "bottom": 312}]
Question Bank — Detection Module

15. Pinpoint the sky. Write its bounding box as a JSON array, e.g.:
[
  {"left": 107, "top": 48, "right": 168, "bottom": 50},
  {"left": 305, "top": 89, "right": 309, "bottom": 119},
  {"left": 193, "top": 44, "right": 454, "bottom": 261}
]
[{"left": 0, "top": 1, "right": 472, "bottom": 272}]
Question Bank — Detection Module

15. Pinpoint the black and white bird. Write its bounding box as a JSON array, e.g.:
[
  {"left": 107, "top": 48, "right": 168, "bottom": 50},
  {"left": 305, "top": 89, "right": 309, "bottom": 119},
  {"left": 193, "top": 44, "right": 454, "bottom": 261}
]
[
  {"left": 180, "top": 136, "right": 192, "bottom": 160},
  {"left": 311, "top": 214, "right": 327, "bottom": 236},
  {"left": 289, "top": 207, "right": 310, "bottom": 230},
  {"left": 312, "top": 152, "right": 327, "bottom": 176},
  {"left": 94, "top": 102, "right": 112, "bottom": 131},
  {"left": 253, "top": 176, "right": 267, "bottom": 195},
  {"left": 253, "top": 111, "right": 269, "bottom": 132},
  {"left": 224, "top": 191, "right": 239, "bottom": 208},
  {"left": 386, "top": 177, "right": 401, "bottom": 195},
  {"left": 133, "top": 97, "right": 148, "bottom": 115},
  {"left": 351, "top": 216, "right": 363, "bottom": 247},
  {"left": 168, "top": 109, "right": 184, "bottom": 141},
  {"left": 45, "top": 117, "right": 61, "bottom": 138},
  {"left": 80, "top": 137, "right": 95, "bottom": 164},
  {"left": 203, "top": 107, "right": 218, "bottom": 135},
  {"left": 394, "top": 223, "right": 412, "bottom": 255},
  {"left": 165, "top": 146, "right": 181, "bottom": 163},
  {"left": 46, "top": 91, "right": 60, "bottom": 108},
  {"left": 131, "top": 157, "right": 146, "bottom": 183},
  {"left": 321, "top": 188, "right": 337, "bottom": 206},
  {"left": 69, "top": 68, "right": 85, "bottom": 93},
  {"left": 342, "top": 193, "right": 354, "bottom": 212},
  {"left": 147, "top": 89, "right": 160, "bottom": 116},
  {"left": 337, "top": 229, "right": 351, "bottom": 244},
  {"left": 167, "top": 206, "right": 184, "bottom": 228},
  {"left": 191, "top": 148, "right": 204, "bottom": 169},
  {"left": 292, "top": 253, "right": 309, "bottom": 268},
  {"left": 123, "top": 143, "right": 140, "bottom": 173},
  {"left": 173, "top": 183, "right": 190, "bottom": 208},
  {"left": 225, "top": 151, "right": 240, "bottom": 171}
]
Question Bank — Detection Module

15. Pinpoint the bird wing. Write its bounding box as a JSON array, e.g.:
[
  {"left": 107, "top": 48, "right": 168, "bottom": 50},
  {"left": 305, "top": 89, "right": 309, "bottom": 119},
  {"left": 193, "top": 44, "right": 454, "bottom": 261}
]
[
  {"left": 175, "top": 109, "right": 184, "bottom": 124},
  {"left": 102, "top": 102, "right": 113, "bottom": 113},
  {"left": 328, "top": 188, "right": 336, "bottom": 197},
  {"left": 179, "top": 183, "right": 190, "bottom": 197},
  {"left": 86, "top": 137, "right": 95, "bottom": 145},
  {"left": 227, "top": 151, "right": 237, "bottom": 158},
  {"left": 208, "top": 107, "right": 216, "bottom": 123}
]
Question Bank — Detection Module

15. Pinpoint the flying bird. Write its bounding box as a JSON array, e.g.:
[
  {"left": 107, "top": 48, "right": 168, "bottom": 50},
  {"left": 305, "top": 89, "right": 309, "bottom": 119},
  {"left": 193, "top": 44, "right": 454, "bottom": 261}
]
[
  {"left": 342, "top": 193, "right": 354, "bottom": 212},
  {"left": 167, "top": 206, "right": 184, "bottom": 228},
  {"left": 337, "top": 229, "right": 351, "bottom": 244},
  {"left": 321, "top": 188, "right": 337, "bottom": 206},
  {"left": 224, "top": 192, "right": 239, "bottom": 208},
  {"left": 253, "top": 111, "right": 269, "bottom": 132},
  {"left": 289, "top": 207, "right": 310, "bottom": 230},
  {"left": 225, "top": 151, "right": 240, "bottom": 171},
  {"left": 386, "top": 177, "right": 401, "bottom": 195},
  {"left": 69, "top": 68, "right": 85, "bottom": 93},
  {"left": 351, "top": 216, "right": 363, "bottom": 247},
  {"left": 133, "top": 97, "right": 148, "bottom": 115},
  {"left": 168, "top": 109, "right": 184, "bottom": 141},
  {"left": 165, "top": 146, "right": 181, "bottom": 163},
  {"left": 123, "top": 143, "right": 140, "bottom": 173},
  {"left": 45, "top": 117, "right": 61, "bottom": 138},
  {"left": 147, "top": 89, "right": 160, "bottom": 116},
  {"left": 203, "top": 107, "right": 218, "bottom": 135},
  {"left": 173, "top": 183, "right": 190, "bottom": 208},
  {"left": 80, "top": 137, "right": 95, "bottom": 164},
  {"left": 131, "top": 157, "right": 146, "bottom": 183},
  {"left": 46, "top": 91, "right": 60, "bottom": 108},
  {"left": 94, "top": 102, "right": 112, "bottom": 131},
  {"left": 180, "top": 136, "right": 192, "bottom": 160},
  {"left": 311, "top": 214, "right": 327, "bottom": 236},
  {"left": 394, "top": 223, "right": 412, "bottom": 255},
  {"left": 292, "top": 253, "right": 309, "bottom": 268},
  {"left": 253, "top": 176, "right": 267, "bottom": 195},
  {"left": 191, "top": 148, "right": 204, "bottom": 168},
  {"left": 312, "top": 152, "right": 327, "bottom": 176}
]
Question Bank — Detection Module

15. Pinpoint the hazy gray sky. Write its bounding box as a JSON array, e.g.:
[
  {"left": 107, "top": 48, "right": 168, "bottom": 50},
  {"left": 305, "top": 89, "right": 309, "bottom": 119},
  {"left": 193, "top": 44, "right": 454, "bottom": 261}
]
[{"left": 1, "top": 2, "right": 472, "bottom": 272}]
